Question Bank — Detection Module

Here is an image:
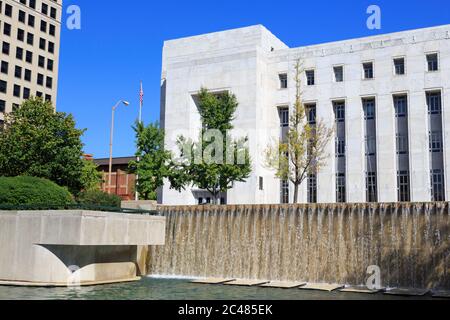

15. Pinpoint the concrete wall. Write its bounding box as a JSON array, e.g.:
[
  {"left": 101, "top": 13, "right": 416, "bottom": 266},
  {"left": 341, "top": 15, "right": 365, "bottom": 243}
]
[{"left": 0, "top": 210, "right": 165, "bottom": 286}]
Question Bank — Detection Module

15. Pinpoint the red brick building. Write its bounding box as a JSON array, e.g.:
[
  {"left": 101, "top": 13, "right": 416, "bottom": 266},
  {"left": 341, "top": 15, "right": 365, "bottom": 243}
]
[{"left": 94, "top": 157, "right": 137, "bottom": 200}]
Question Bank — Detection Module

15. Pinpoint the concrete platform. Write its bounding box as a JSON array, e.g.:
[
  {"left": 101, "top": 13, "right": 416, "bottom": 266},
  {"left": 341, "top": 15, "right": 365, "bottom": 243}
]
[
  {"left": 299, "top": 283, "right": 345, "bottom": 292},
  {"left": 431, "top": 290, "right": 450, "bottom": 298},
  {"left": 191, "top": 278, "right": 235, "bottom": 285},
  {"left": 384, "top": 288, "right": 430, "bottom": 297},
  {"left": 224, "top": 279, "right": 270, "bottom": 287},
  {"left": 340, "top": 286, "right": 384, "bottom": 294},
  {"left": 0, "top": 210, "right": 165, "bottom": 287},
  {"left": 0, "top": 277, "right": 141, "bottom": 288},
  {"left": 259, "top": 281, "right": 306, "bottom": 289}
]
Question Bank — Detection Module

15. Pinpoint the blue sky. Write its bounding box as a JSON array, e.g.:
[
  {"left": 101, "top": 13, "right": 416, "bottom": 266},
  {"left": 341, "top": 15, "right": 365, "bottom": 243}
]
[{"left": 58, "top": 0, "right": 450, "bottom": 158}]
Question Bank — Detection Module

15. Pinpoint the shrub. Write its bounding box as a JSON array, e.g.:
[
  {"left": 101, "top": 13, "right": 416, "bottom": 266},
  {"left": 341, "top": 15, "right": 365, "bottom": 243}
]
[
  {"left": 0, "top": 176, "right": 74, "bottom": 206},
  {"left": 77, "top": 190, "right": 121, "bottom": 208}
]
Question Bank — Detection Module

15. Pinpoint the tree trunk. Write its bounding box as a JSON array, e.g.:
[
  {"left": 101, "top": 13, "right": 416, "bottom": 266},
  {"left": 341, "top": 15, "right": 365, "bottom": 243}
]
[{"left": 293, "top": 183, "right": 299, "bottom": 204}]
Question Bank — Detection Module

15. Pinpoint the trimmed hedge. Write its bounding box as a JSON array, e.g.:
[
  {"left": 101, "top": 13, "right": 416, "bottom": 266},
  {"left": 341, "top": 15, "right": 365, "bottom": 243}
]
[
  {"left": 0, "top": 176, "right": 74, "bottom": 206},
  {"left": 76, "top": 190, "right": 121, "bottom": 208}
]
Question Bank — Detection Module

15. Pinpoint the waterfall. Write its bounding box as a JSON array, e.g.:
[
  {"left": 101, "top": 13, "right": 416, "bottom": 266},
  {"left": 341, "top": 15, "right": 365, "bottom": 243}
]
[{"left": 148, "top": 203, "right": 450, "bottom": 289}]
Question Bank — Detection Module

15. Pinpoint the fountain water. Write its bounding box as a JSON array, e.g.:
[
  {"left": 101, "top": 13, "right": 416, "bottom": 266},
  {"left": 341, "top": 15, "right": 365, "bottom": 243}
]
[{"left": 148, "top": 203, "right": 450, "bottom": 289}]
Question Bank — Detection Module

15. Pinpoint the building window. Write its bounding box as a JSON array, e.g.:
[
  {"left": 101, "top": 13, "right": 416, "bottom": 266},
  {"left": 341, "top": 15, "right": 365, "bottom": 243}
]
[
  {"left": 38, "top": 56, "right": 45, "bottom": 68},
  {"left": 40, "top": 20, "right": 47, "bottom": 33},
  {"left": 394, "top": 95, "right": 408, "bottom": 117},
  {"left": 333, "top": 66, "right": 344, "bottom": 82},
  {"left": 427, "top": 92, "right": 442, "bottom": 115},
  {"left": 17, "top": 29, "right": 25, "bottom": 42},
  {"left": 308, "top": 174, "right": 317, "bottom": 203},
  {"left": 0, "top": 61, "right": 8, "bottom": 74},
  {"left": 281, "top": 180, "right": 289, "bottom": 204},
  {"left": 0, "top": 100, "right": 5, "bottom": 113},
  {"left": 24, "top": 69, "right": 31, "bottom": 82},
  {"left": 279, "top": 73, "right": 288, "bottom": 89},
  {"left": 28, "top": 15, "right": 35, "bottom": 27},
  {"left": 427, "top": 53, "right": 439, "bottom": 72},
  {"left": 41, "top": 3, "right": 48, "bottom": 15},
  {"left": 27, "top": 33, "right": 34, "bottom": 46},
  {"left": 259, "top": 177, "right": 264, "bottom": 191},
  {"left": 306, "top": 104, "right": 316, "bottom": 125},
  {"left": 396, "top": 134, "right": 409, "bottom": 155},
  {"left": 279, "top": 107, "right": 289, "bottom": 127},
  {"left": 3, "top": 23, "right": 11, "bottom": 36},
  {"left": 5, "top": 4, "right": 13, "bottom": 17},
  {"left": 25, "top": 51, "right": 33, "bottom": 63},
  {"left": 394, "top": 58, "right": 405, "bottom": 75},
  {"left": 0, "top": 80, "right": 6, "bottom": 93},
  {"left": 306, "top": 70, "right": 315, "bottom": 86},
  {"left": 431, "top": 169, "right": 445, "bottom": 201},
  {"left": 18, "top": 10, "right": 26, "bottom": 23},
  {"left": 334, "top": 101, "right": 345, "bottom": 122},
  {"left": 365, "top": 136, "right": 376, "bottom": 156},
  {"left": 39, "top": 38, "right": 46, "bottom": 50},
  {"left": 15, "top": 66, "right": 22, "bottom": 79},
  {"left": 2, "top": 42, "right": 10, "bottom": 55},
  {"left": 363, "top": 98, "right": 375, "bottom": 120},
  {"left": 23, "top": 87, "right": 30, "bottom": 99},
  {"left": 429, "top": 131, "right": 443, "bottom": 153},
  {"left": 366, "top": 172, "right": 377, "bottom": 203},
  {"left": 336, "top": 174, "right": 346, "bottom": 203},
  {"left": 50, "top": 7, "right": 57, "bottom": 19},
  {"left": 13, "top": 85, "right": 21, "bottom": 97},
  {"left": 49, "top": 24, "right": 56, "bottom": 36},
  {"left": 46, "top": 76, "right": 53, "bottom": 89},
  {"left": 397, "top": 171, "right": 411, "bottom": 202},
  {"left": 37, "top": 73, "right": 44, "bottom": 85},
  {"left": 335, "top": 138, "right": 346, "bottom": 158},
  {"left": 363, "top": 62, "right": 374, "bottom": 79}
]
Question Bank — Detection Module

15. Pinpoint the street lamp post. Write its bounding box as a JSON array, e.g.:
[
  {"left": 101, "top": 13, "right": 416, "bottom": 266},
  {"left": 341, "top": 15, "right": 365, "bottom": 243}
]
[{"left": 108, "top": 100, "right": 130, "bottom": 194}]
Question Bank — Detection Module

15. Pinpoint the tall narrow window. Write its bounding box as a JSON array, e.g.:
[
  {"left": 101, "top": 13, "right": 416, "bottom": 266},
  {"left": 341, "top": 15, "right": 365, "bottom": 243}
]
[
  {"left": 279, "top": 107, "right": 289, "bottom": 142},
  {"left": 281, "top": 180, "right": 289, "bottom": 204},
  {"left": 427, "top": 91, "right": 445, "bottom": 201},
  {"left": 308, "top": 175, "right": 317, "bottom": 203},
  {"left": 393, "top": 95, "right": 411, "bottom": 202},
  {"left": 334, "top": 101, "right": 346, "bottom": 203},
  {"left": 363, "top": 98, "right": 378, "bottom": 202},
  {"left": 306, "top": 103, "right": 317, "bottom": 203}
]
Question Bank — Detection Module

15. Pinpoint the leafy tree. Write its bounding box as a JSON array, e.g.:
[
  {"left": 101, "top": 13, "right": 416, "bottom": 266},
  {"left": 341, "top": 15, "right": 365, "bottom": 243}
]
[
  {"left": 0, "top": 98, "right": 86, "bottom": 194},
  {"left": 128, "top": 121, "right": 171, "bottom": 200},
  {"left": 265, "top": 61, "right": 333, "bottom": 203},
  {"left": 80, "top": 159, "right": 103, "bottom": 191},
  {"left": 170, "top": 88, "right": 252, "bottom": 204}
]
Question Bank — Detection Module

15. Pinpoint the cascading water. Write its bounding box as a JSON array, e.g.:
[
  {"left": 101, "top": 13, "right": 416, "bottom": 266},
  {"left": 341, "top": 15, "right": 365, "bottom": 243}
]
[{"left": 148, "top": 203, "right": 450, "bottom": 289}]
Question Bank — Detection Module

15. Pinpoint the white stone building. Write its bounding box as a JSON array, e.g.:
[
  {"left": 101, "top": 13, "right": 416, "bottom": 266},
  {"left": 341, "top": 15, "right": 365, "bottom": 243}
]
[{"left": 159, "top": 24, "right": 450, "bottom": 205}]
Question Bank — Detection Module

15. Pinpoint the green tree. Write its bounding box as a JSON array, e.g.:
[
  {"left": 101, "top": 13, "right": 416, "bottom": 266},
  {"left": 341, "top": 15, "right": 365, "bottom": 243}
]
[
  {"left": 265, "top": 61, "right": 333, "bottom": 203},
  {"left": 80, "top": 159, "right": 103, "bottom": 191},
  {"left": 170, "top": 88, "right": 252, "bottom": 204},
  {"left": 0, "top": 98, "right": 86, "bottom": 194},
  {"left": 128, "top": 121, "right": 171, "bottom": 200}
]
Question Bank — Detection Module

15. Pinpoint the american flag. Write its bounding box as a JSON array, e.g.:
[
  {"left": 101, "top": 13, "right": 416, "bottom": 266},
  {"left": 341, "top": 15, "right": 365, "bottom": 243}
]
[{"left": 139, "top": 81, "right": 144, "bottom": 106}]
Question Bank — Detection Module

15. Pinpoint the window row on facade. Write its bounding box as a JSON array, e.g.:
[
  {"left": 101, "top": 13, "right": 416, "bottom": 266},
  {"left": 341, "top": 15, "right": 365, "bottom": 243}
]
[
  {"left": 1, "top": 22, "right": 56, "bottom": 54},
  {"left": 278, "top": 90, "right": 445, "bottom": 203},
  {"left": 1, "top": 0, "right": 59, "bottom": 20},
  {"left": 278, "top": 53, "right": 440, "bottom": 88}
]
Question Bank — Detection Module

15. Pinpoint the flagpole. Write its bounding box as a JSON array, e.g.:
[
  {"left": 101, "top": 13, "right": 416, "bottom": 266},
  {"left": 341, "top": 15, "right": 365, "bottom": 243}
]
[{"left": 135, "top": 81, "right": 143, "bottom": 201}]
